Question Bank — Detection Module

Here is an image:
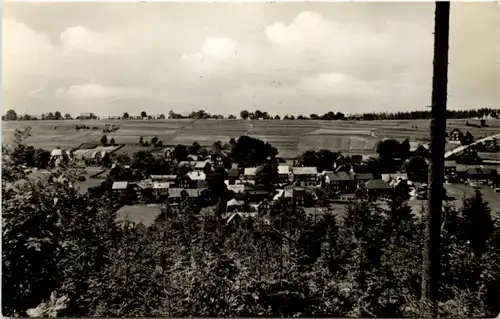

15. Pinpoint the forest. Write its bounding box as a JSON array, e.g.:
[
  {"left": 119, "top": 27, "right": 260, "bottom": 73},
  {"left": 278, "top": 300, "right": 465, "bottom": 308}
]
[{"left": 3, "top": 138, "right": 500, "bottom": 317}]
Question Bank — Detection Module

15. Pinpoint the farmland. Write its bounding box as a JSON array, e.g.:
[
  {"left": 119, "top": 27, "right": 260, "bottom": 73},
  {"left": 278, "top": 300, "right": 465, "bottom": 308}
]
[{"left": 3, "top": 118, "right": 500, "bottom": 159}]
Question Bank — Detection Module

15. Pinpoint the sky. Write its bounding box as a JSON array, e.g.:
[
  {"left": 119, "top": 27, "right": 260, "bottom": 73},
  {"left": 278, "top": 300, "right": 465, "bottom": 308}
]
[{"left": 2, "top": 2, "right": 500, "bottom": 117}]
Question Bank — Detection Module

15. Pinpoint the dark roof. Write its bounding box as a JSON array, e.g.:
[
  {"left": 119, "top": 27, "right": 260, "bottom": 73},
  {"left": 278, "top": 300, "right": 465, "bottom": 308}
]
[
  {"left": 365, "top": 179, "right": 391, "bottom": 190},
  {"left": 467, "top": 167, "right": 496, "bottom": 176},
  {"left": 355, "top": 173, "right": 374, "bottom": 180},
  {"left": 326, "top": 171, "right": 355, "bottom": 181},
  {"left": 228, "top": 169, "right": 240, "bottom": 177},
  {"left": 444, "top": 160, "right": 457, "bottom": 168},
  {"left": 168, "top": 188, "right": 202, "bottom": 198}
]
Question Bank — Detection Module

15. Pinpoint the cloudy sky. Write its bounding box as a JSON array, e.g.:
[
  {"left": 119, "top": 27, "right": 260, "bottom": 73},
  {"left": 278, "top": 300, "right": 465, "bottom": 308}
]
[{"left": 3, "top": 2, "right": 500, "bottom": 117}]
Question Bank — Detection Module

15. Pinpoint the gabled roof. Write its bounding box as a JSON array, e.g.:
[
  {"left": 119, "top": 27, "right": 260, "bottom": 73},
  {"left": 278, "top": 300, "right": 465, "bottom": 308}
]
[
  {"left": 150, "top": 175, "right": 177, "bottom": 180},
  {"left": 278, "top": 165, "right": 290, "bottom": 175},
  {"left": 292, "top": 167, "right": 318, "bottom": 175},
  {"left": 168, "top": 188, "right": 202, "bottom": 198},
  {"left": 467, "top": 167, "right": 496, "bottom": 176},
  {"left": 444, "top": 160, "right": 457, "bottom": 167},
  {"left": 244, "top": 167, "right": 258, "bottom": 176},
  {"left": 228, "top": 184, "right": 246, "bottom": 193},
  {"left": 382, "top": 173, "right": 408, "bottom": 182},
  {"left": 228, "top": 169, "right": 240, "bottom": 177},
  {"left": 51, "top": 149, "right": 64, "bottom": 157},
  {"left": 153, "top": 182, "right": 170, "bottom": 189},
  {"left": 227, "top": 198, "right": 244, "bottom": 206},
  {"left": 355, "top": 173, "right": 374, "bottom": 180},
  {"left": 187, "top": 171, "right": 206, "bottom": 181},
  {"left": 273, "top": 189, "right": 284, "bottom": 201},
  {"left": 112, "top": 181, "right": 128, "bottom": 190},
  {"left": 365, "top": 179, "right": 391, "bottom": 190},
  {"left": 410, "top": 141, "right": 429, "bottom": 152},
  {"left": 326, "top": 171, "right": 355, "bottom": 181},
  {"left": 194, "top": 160, "right": 210, "bottom": 169},
  {"left": 178, "top": 161, "right": 191, "bottom": 167}
]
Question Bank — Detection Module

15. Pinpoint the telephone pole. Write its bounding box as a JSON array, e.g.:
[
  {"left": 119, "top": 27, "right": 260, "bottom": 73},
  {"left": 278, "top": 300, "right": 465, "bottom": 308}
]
[{"left": 421, "top": 1, "right": 450, "bottom": 315}]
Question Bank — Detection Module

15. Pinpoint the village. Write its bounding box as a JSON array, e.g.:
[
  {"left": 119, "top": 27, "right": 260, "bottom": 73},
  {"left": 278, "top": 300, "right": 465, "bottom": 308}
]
[{"left": 39, "top": 125, "right": 500, "bottom": 224}]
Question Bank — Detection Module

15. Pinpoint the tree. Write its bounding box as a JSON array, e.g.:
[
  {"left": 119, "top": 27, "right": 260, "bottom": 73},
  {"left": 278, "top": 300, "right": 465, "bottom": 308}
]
[
  {"left": 274, "top": 115, "right": 281, "bottom": 120},
  {"left": 158, "top": 114, "right": 165, "bottom": 120},
  {"left": 240, "top": 110, "right": 249, "bottom": 120},
  {"left": 174, "top": 144, "right": 189, "bottom": 162},
  {"left": 189, "top": 141, "right": 201, "bottom": 155},
  {"left": 109, "top": 138, "right": 116, "bottom": 146},
  {"left": 421, "top": 1, "right": 450, "bottom": 314},
  {"left": 5, "top": 109, "right": 18, "bottom": 121},
  {"left": 54, "top": 111, "right": 62, "bottom": 120},
  {"left": 33, "top": 149, "right": 51, "bottom": 169},
  {"left": 123, "top": 112, "right": 129, "bottom": 120},
  {"left": 141, "top": 111, "right": 147, "bottom": 118},
  {"left": 228, "top": 114, "right": 236, "bottom": 119},
  {"left": 64, "top": 113, "right": 72, "bottom": 120},
  {"left": 100, "top": 135, "right": 108, "bottom": 146},
  {"left": 255, "top": 163, "right": 279, "bottom": 191},
  {"left": 405, "top": 156, "right": 429, "bottom": 183},
  {"left": 230, "top": 136, "right": 278, "bottom": 167},
  {"left": 151, "top": 137, "right": 159, "bottom": 146}
]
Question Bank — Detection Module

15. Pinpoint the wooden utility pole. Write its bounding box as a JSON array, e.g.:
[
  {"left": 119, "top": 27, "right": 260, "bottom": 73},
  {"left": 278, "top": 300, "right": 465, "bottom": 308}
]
[{"left": 421, "top": 1, "right": 450, "bottom": 314}]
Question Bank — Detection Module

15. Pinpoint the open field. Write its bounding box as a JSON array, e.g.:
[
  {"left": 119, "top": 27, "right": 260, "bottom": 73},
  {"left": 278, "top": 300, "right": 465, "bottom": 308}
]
[{"left": 3, "top": 118, "right": 500, "bottom": 159}]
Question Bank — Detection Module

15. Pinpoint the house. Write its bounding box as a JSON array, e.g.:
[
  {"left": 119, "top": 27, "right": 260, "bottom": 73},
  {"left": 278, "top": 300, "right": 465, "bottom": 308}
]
[
  {"left": 466, "top": 168, "right": 497, "bottom": 186},
  {"left": 409, "top": 142, "right": 429, "bottom": 158},
  {"left": 245, "top": 186, "right": 270, "bottom": 203},
  {"left": 193, "top": 160, "right": 211, "bottom": 173},
  {"left": 186, "top": 171, "right": 206, "bottom": 188},
  {"left": 448, "top": 128, "right": 463, "bottom": 144},
  {"left": 278, "top": 165, "right": 292, "bottom": 183},
  {"left": 50, "top": 149, "right": 66, "bottom": 159},
  {"left": 365, "top": 179, "right": 392, "bottom": 199},
  {"left": 228, "top": 168, "right": 241, "bottom": 184},
  {"left": 243, "top": 167, "right": 258, "bottom": 181},
  {"left": 444, "top": 161, "right": 458, "bottom": 181},
  {"left": 456, "top": 145, "right": 480, "bottom": 164},
  {"left": 150, "top": 175, "right": 177, "bottom": 183},
  {"left": 291, "top": 167, "right": 318, "bottom": 186},
  {"left": 292, "top": 187, "right": 310, "bottom": 206},
  {"left": 112, "top": 181, "right": 129, "bottom": 192},
  {"left": 227, "top": 184, "right": 246, "bottom": 194},
  {"left": 482, "top": 138, "right": 499, "bottom": 152},
  {"left": 226, "top": 198, "right": 245, "bottom": 212},
  {"left": 355, "top": 173, "right": 374, "bottom": 183},
  {"left": 153, "top": 182, "right": 170, "bottom": 193},
  {"left": 382, "top": 173, "right": 408, "bottom": 183},
  {"left": 167, "top": 188, "right": 202, "bottom": 203},
  {"left": 324, "top": 171, "right": 355, "bottom": 193}
]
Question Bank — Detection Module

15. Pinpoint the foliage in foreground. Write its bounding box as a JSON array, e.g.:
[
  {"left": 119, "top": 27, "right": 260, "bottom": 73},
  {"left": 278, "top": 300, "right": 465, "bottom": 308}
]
[{"left": 2, "top": 171, "right": 500, "bottom": 317}]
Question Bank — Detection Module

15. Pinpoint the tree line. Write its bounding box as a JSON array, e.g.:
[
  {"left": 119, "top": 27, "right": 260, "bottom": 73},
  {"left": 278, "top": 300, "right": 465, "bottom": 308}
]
[{"left": 5, "top": 107, "right": 499, "bottom": 122}]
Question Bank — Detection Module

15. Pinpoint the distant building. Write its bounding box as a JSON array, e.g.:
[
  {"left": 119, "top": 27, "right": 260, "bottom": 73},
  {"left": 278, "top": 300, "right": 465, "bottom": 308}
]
[
  {"left": 355, "top": 173, "right": 374, "bottom": 184},
  {"left": 409, "top": 142, "right": 430, "bottom": 158},
  {"left": 444, "top": 161, "right": 457, "bottom": 181},
  {"left": 291, "top": 167, "right": 318, "bottom": 187},
  {"left": 482, "top": 138, "right": 499, "bottom": 152},
  {"left": 324, "top": 171, "right": 355, "bottom": 193},
  {"left": 449, "top": 128, "right": 463, "bottom": 144},
  {"left": 466, "top": 168, "right": 497, "bottom": 186},
  {"left": 243, "top": 167, "right": 258, "bottom": 181},
  {"left": 365, "top": 179, "right": 392, "bottom": 199},
  {"left": 277, "top": 165, "right": 292, "bottom": 183}
]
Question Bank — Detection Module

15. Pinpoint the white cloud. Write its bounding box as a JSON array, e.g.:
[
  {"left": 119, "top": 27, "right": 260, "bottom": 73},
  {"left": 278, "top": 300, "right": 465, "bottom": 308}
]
[
  {"left": 201, "top": 37, "right": 237, "bottom": 59},
  {"left": 56, "top": 83, "right": 120, "bottom": 99},
  {"left": 60, "top": 26, "right": 124, "bottom": 54}
]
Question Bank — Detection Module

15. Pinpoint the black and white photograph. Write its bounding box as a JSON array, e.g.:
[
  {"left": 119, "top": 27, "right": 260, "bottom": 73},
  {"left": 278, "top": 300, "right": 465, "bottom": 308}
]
[{"left": 2, "top": 1, "right": 500, "bottom": 317}]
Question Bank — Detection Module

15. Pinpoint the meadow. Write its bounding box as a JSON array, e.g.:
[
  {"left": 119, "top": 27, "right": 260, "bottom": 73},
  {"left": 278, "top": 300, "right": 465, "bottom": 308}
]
[{"left": 3, "top": 118, "right": 500, "bottom": 159}]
